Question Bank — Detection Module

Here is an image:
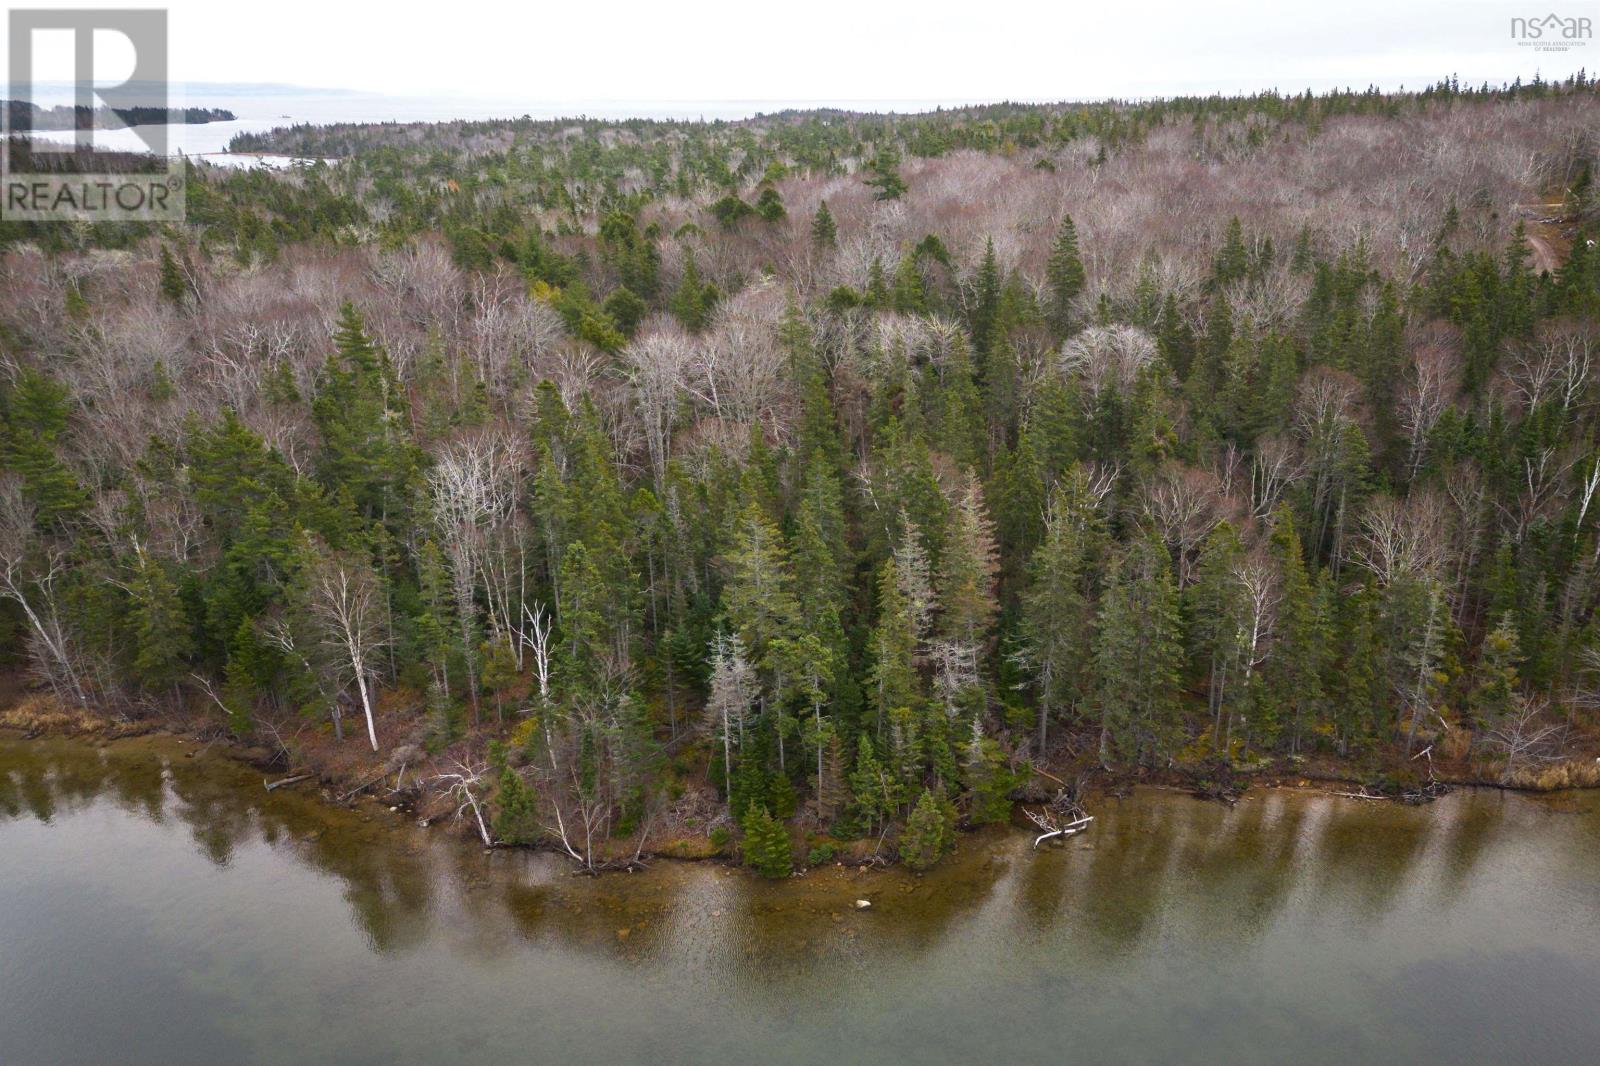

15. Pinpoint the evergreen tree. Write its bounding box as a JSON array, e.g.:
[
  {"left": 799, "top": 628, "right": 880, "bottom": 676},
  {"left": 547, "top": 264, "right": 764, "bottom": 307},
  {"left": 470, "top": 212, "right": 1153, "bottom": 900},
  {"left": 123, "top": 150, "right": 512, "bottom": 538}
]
[
  {"left": 970, "top": 238, "right": 1002, "bottom": 356},
  {"left": 128, "top": 553, "right": 193, "bottom": 689},
  {"left": 1470, "top": 612, "right": 1523, "bottom": 728},
  {"left": 870, "top": 557, "right": 921, "bottom": 741},
  {"left": 938, "top": 471, "right": 999, "bottom": 648},
  {"left": 755, "top": 186, "right": 786, "bottom": 222},
  {"left": 1214, "top": 216, "right": 1249, "bottom": 286},
  {"left": 312, "top": 303, "right": 417, "bottom": 529},
  {"left": 863, "top": 149, "right": 907, "bottom": 200},
  {"left": 1018, "top": 469, "right": 1102, "bottom": 755},
  {"left": 1094, "top": 534, "right": 1184, "bottom": 764},
  {"left": 158, "top": 245, "right": 187, "bottom": 304},
  {"left": 899, "top": 787, "right": 955, "bottom": 870},
  {"left": 740, "top": 804, "right": 793, "bottom": 878},
  {"left": 1045, "top": 214, "right": 1087, "bottom": 337},
  {"left": 0, "top": 369, "right": 90, "bottom": 525},
  {"left": 1265, "top": 509, "right": 1329, "bottom": 754},
  {"left": 671, "top": 248, "right": 715, "bottom": 331},
  {"left": 848, "top": 733, "right": 896, "bottom": 833},
  {"left": 811, "top": 200, "right": 837, "bottom": 249}
]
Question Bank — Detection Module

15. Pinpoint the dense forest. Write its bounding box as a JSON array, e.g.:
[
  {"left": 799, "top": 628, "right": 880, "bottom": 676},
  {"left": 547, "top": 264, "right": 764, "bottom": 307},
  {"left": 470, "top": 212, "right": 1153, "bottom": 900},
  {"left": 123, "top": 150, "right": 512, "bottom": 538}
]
[{"left": 3, "top": 75, "right": 1600, "bottom": 872}]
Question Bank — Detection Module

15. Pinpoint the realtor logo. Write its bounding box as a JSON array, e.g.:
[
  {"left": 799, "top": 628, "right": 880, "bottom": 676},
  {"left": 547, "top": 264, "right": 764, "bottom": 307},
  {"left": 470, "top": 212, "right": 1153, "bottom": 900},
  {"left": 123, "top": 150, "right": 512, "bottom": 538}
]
[
  {"left": 1511, "top": 13, "right": 1593, "bottom": 52},
  {"left": 3, "top": 8, "right": 185, "bottom": 222}
]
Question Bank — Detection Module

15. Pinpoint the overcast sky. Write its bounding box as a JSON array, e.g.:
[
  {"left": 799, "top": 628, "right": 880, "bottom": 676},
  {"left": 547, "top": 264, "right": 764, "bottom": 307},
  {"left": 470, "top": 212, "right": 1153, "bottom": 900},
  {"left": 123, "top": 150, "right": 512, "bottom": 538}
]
[{"left": 5, "top": 0, "right": 1595, "bottom": 104}]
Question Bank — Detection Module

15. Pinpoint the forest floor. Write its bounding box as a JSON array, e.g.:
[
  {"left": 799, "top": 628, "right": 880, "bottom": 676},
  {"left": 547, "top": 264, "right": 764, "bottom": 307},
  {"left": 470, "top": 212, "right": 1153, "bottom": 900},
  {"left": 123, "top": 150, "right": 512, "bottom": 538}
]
[{"left": 4, "top": 678, "right": 1599, "bottom": 873}]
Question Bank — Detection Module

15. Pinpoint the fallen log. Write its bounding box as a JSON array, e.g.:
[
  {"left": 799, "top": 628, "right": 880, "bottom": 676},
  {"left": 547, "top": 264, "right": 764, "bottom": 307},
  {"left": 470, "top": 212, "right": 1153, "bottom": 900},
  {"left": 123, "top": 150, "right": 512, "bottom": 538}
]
[
  {"left": 1031, "top": 815, "right": 1094, "bottom": 848},
  {"left": 264, "top": 773, "right": 313, "bottom": 792},
  {"left": 338, "top": 769, "right": 391, "bottom": 802}
]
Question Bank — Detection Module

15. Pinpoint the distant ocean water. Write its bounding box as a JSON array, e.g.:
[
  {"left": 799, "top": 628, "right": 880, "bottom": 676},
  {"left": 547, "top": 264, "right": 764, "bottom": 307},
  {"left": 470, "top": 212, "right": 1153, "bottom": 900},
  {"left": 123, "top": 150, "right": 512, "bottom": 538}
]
[{"left": 15, "top": 85, "right": 982, "bottom": 167}]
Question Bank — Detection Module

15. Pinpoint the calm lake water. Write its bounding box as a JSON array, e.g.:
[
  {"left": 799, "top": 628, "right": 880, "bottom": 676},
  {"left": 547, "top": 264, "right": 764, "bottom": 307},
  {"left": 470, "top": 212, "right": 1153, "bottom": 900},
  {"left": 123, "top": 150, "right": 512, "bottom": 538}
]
[{"left": 2, "top": 733, "right": 1598, "bottom": 1065}]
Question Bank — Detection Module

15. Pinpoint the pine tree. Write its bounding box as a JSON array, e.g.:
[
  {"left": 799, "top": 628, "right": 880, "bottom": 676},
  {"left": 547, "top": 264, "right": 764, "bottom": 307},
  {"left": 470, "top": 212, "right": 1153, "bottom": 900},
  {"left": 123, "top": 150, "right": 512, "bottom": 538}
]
[
  {"left": 493, "top": 766, "right": 539, "bottom": 844},
  {"left": 722, "top": 503, "right": 799, "bottom": 666},
  {"left": 891, "top": 252, "right": 926, "bottom": 313},
  {"left": 64, "top": 282, "right": 89, "bottom": 322},
  {"left": 754, "top": 186, "right": 786, "bottom": 222},
  {"left": 961, "top": 722, "right": 1022, "bottom": 824},
  {"left": 1188, "top": 521, "right": 1247, "bottom": 750},
  {"left": 556, "top": 541, "right": 611, "bottom": 709},
  {"left": 848, "top": 733, "right": 895, "bottom": 833}
]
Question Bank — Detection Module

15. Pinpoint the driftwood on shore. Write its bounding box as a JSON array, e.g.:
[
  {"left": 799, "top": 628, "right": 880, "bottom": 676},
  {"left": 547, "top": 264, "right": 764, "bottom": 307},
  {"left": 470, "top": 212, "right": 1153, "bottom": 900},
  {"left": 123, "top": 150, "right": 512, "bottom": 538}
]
[
  {"left": 264, "top": 773, "right": 313, "bottom": 792},
  {"left": 1025, "top": 788, "right": 1095, "bottom": 848}
]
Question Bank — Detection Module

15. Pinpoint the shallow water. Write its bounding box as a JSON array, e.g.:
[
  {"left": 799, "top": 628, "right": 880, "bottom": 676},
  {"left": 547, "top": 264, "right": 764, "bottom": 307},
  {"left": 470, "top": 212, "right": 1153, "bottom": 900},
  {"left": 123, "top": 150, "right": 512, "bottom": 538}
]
[{"left": 2, "top": 733, "right": 1598, "bottom": 1065}]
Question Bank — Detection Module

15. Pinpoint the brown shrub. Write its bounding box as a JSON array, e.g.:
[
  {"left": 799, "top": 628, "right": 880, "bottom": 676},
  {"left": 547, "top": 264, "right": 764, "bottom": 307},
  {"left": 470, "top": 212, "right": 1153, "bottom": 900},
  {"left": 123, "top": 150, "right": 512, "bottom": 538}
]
[{"left": 1502, "top": 759, "right": 1600, "bottom": 791}]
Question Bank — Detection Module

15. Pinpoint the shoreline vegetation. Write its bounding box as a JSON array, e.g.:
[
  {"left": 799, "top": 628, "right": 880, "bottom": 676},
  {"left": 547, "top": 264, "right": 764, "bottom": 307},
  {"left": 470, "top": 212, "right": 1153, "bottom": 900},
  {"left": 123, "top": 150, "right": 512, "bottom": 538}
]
[
  {"left": 3, "top": 76, "right": 1600, "bottom": 876},
  {"left": 4, "top": 687, "right": 1596, "bottom": 875}
]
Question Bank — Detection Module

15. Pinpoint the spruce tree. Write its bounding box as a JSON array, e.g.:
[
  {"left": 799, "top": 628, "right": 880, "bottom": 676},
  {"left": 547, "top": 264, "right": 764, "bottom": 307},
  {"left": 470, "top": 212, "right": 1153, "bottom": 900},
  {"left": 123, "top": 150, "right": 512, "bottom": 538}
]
[
  {"left": 870, "top": 557, "right": 921, "bottom": 740},
  {"left": 671, "top": 248, "right": 714, "bottom": 331},
  {"left": 158, "top": 245, "right": 186, "bottom": 304},
  {"left": 900, "top": 787, "right": 954, "bottom": 870},
  {"left": 754, "top": 186, "right": 786, "bottom": 222},
  {"left": 129, "top": 553, "right": 192, "bottom": 689},
  {"left": 1265, "top": 508, "right": 1328, "bottom": 754},
  {"left": 863, "top": 149, "right": 907, "bottom": 201},
  {"left": 1214, "top": 216, "right": 1249, "bottom": 286},
  {"left": 811, "top": 200, "right": 837, "bottom": 248},
  {"left": 938, "top": 472, "right": 1000, "bottom": 648},
  {"left": 1018, "top": 470, "right": 1102, "bottom": 755},
  {"left": 312, "top": 303, "right": 417, "bottom": 528},
  {"left": 970, "top": 238, "right": 1002, "bottom": 356},
  {"left": 1046, "top": 214, "right": 1087, "bottom": 337},
  {"left": 0, "top": 369, "right": 90, "bottom": 525},
  {"left": 1094, "top": 534, "right": 1184, "bottom": 764},
  {"left": 740, "top": 804, "right": 792, "bottom": 878}
]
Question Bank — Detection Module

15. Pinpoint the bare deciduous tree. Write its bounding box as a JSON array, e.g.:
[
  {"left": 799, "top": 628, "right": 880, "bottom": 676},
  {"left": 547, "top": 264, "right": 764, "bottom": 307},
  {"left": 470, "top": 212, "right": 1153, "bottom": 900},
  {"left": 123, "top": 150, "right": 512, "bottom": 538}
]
[
  {"left": 300, "top": 543, "right": 392, "bottom": 751},
  {"left": 1059, "top": 324, "right": 1158, "bottom": 408},
  {"left": 620, "top": 321, "right": 694, "bottom": 490},
  {"left": 1482, "top": 693, "right": 1567, "bottom": 783},
  {"left": 0, "top": 478, "right": 89, "bottom": 705},
  {"left": 1398, "top": 331, "right": 1460, "bottom": 480},
  {"left": 1352, "top": 492, "right": 1451, "bottom": 587},
  {"left": 1139, "top": 462, "right": 1224, "bottom": 586}
]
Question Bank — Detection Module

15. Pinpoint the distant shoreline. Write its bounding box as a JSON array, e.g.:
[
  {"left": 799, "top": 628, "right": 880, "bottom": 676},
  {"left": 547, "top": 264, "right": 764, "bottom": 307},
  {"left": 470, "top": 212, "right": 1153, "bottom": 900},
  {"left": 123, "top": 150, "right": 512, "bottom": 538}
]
[{"left": 2, "top": 100, "right": 236, "bottom": 131}]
